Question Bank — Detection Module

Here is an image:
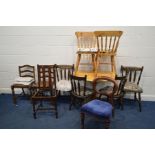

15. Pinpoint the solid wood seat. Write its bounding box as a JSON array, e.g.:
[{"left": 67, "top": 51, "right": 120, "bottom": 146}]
[
  {"left": 11, "top": 64, "right": 35, "bottom": 105},
  {"left": 31, "top": 65, "right": 58, "bottom": 119}
]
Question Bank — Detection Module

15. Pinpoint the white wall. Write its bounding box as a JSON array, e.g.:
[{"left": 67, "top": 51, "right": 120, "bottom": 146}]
[{"left": 0, "top": 26, "right": 155, "bottom": 101}]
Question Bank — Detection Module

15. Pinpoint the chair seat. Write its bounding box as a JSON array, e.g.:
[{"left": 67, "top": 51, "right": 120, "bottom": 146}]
[
  {"left": 81, "top": 99, "right": 113, "bottom": 117},
  {"left": 56, "top": 80, "right": 71, "bottom": 91},
  {"left": 124, "top": 82, "right": 143, "bottom": 93}
]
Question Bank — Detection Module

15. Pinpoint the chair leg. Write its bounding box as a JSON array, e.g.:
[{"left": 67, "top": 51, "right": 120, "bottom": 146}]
[
  {"left": 120, "top": 96, "right": 124, "bottom": 110},
  {"left": 69, "top": 96, "right": 73, "bottom": 110},
  {"left": 138, "top": 92, "right": 142, "bottom": 112},
  {"left": 134, "top": 92, "right": 137, "bottom": 101},
  {"left": 81, "top": 112, "right": 85, "bottom": 129},
  {"left": 11, "top": 86, "right": 17, "bottom": 105},
  {"left": 32, "top": 100, "right": 37, "bottom": 119},
  {"left": 104, "top": 117, "right": 110, "bottom": 129}
]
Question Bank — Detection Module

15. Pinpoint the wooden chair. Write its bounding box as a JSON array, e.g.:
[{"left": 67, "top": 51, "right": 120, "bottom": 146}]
[
  {"left": 55, "top": 64, "right": 74, "bottom": 95},
  {"left": 81, "top": 76, "right": 118, "bottom": 129},
  {"left": 94, "top": 31, "right": 123, "bottom": 79},
  {"left": 69, "top": 75, "right": 93, "bottom": 110},
  {"left": 99, "top": 75, "right": 127, "bottom": 110},
  {"left": 31, "top": 65, "right": 58, "bottom": 119},
  {"left": 11, "top": 64, "right": 35, "bottom": 105},
  {"left": 74, "top": 32, "right": 97, "bottom": 81},
  {"left": 121, "top": 66, "right": 144, "bottom": 112}
]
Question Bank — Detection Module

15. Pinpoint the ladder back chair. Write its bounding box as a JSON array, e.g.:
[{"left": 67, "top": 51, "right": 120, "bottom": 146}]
[
  {"left": 31, "top": 65, "right": 58, "bottom": 119},
  {"left": 11, "top": 64, "right": 35, "bottom": 105},
  {"left": 94, "top": 31, "right": 123, "bottom": 79},
  {"left": 121, "top": 66, "right": 144, "bottom": 112}
]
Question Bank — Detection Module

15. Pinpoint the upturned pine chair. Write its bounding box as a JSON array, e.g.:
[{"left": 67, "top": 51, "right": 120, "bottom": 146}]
[
  {"left": 81, "top": 76, "right": 118, "bottom": 129},
  {"left": 94, "top": 31, "right": 123, "bottom": 79},
  {"left": 75, "top": 32, "right": 97, "bottom": 81},
  {"left": 31, "top": 65, "right": 58, "bottom": 119},
  {"left": 11, "top": 64, "right": 35, "bottom": 105},
  {"left": 121, "top": 66, "right": 144, "bottom": 112}
]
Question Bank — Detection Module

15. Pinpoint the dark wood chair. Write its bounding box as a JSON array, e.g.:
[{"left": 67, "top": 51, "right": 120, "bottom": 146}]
[
  {"left": 121, "top": 66, "right": 144, "bottom": 112},
  {"left": 31, "top": 65, "right": 58, "bottom": 119},
  {"left": 81, "top": 76, "right": 118, "bottom": 129},
  {"left": 99, "top": 75, "right": 127, "bottom": 110},
  {"left": 55, "top": 64, "right": 74, "bottom": 95},
  {"left": 69, "top": 75, "right": 93, "bottom": 110},
  {"left": 11, "top": 64, "right": 35, "bottom": 105}
]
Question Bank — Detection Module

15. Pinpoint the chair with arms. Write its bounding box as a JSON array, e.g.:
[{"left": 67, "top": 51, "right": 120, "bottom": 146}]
[
  {"left": 11, "top": 64, "right": 35, "bottom": 105},
  {"left": 69, "top": 75, "right": 93, "bottom": 110},
  {"left": 31, "top": 65, "right": 58, "bottom": 119},
  {"left": 121, "top": 66, "right": 144, "bottom": 112},
  {"left": 81, "top": 76, "right": 118, "bottom": 129}
]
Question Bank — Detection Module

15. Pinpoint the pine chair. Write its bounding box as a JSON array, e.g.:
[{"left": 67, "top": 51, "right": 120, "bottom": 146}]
[
  {"left": 75, "top": 32, "right": 97, "bottom": 81},
  {"left": 81, "top": 76, "right": 118, "bottom": 129},
  {"left": 121, "top": 66, "right": 144, "bottom": 112},
  {"left": 31, "top": 65, "right": 58, "bottom": 119},
  {"left": 11, "top": 64, "right": 35, "bottom": 105},
  {"left": 69, "top": 75, "right": 93, "bottom": 110},
  {"left": 94, "top": 31, "right": 123, "bottom": 79}
]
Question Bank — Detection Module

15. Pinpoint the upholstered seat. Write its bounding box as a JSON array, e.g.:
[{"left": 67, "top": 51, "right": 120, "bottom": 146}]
[
  {"left": 124, "top": 82, "right": 143, "bottom": 93},
  {"left": 56, "top": 80, "right": 71, "bottom": 91},
  {"left": 81, "top": 99, "right": 112, "bottom": 117},
  {"left": 80, "top": 76, "right": 118, "bottom": 129}
]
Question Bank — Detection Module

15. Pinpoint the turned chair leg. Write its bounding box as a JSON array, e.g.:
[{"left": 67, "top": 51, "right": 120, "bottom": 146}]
[
  {"left": 104, "top": 117, "right": 110, "bottom": 129},
  {"left": 32, "top": 100, "right": 37, "bottom": 119},
  {"left": 138, "top": 92, "right": 142, "bottom": 112},
  {"left": 11, "top": 86, "right": 17, "bottom": 105},
  {"left": 81, "top": 112, "right": 85, "bottom": 129}
]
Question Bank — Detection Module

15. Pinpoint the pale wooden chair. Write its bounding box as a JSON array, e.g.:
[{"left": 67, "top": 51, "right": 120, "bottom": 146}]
[
  {"left": 74, "top": 32, "right": 97, "bottom": 81},
  {"left": 94, "top": 31, "right": 123, "bottom": 79}
]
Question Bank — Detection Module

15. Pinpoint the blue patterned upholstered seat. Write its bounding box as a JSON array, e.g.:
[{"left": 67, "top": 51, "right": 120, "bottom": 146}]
[{"left": 81, "top": 99, "right": 112, "bottom": 117}]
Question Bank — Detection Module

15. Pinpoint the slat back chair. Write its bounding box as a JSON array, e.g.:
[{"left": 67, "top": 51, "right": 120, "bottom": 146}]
[
  {"left": 94, "top": 31, "right": 123, "bottom": 78},
  {"left": 11, "top": 64, "right": 35, "bottom": 105},
  {"left": 69, "top": 75, "right": 93, "bottom": 110},
  {"left": 75, "top": 32, "right": 97, "bottom": 74},
  {"left": 55, "top": 64, "right": 74, "bottom": 94},
  {"left": 121, "top": 66, "right": 144, "bottom": 112},
  {"left": 31, "top": 65, "right": 58, "bottom": 119}
]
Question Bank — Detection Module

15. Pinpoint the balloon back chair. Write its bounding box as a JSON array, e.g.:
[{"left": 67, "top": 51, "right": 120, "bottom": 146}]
[{"left": 81, "top": 76, "right": 118, "bottom": 129}]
